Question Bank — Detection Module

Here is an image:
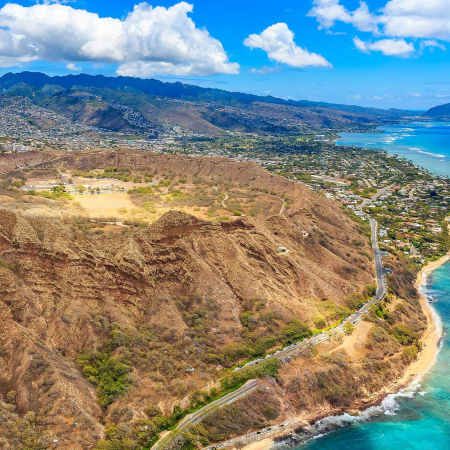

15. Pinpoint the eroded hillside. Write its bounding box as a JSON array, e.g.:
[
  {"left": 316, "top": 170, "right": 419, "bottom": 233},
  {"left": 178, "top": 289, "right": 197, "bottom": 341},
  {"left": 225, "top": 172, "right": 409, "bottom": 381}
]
[{"left": 0, "top": 151, "right": 378, "bottom": 449}]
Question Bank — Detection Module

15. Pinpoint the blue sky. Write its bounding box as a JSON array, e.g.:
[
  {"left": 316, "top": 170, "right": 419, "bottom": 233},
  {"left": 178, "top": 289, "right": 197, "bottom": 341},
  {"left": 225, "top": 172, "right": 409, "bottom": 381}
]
[{"left": 1, "top": 0, "right": 450, "bottom": 110}]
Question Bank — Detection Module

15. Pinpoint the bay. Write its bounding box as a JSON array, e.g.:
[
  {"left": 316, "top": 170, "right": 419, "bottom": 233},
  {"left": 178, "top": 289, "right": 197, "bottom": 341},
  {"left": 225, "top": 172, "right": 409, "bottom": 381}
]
[{"left": 337, "top": 122, "right": 450, "bottom": 177}]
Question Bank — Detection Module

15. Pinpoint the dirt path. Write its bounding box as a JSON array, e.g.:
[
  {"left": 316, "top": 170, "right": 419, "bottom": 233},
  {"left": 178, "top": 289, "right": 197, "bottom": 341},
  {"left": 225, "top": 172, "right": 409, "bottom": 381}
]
[
  {"left": 222, "top": 193, "right": 228, "bottom": 209},
  {"left": 331, "top": 321, "right": 373, "bottom": 362}
]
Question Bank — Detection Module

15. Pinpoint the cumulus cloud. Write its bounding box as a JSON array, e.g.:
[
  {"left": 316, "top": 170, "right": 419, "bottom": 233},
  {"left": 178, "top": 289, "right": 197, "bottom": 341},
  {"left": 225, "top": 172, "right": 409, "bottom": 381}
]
[
  {"left": 381, "top": 0, "right": 450, "bottom": 41},
  {"left": 308, "top": 0, "right": 379, "bottom": 33},
  {"left": 66, "top": 63, "right": 82, "bottom": 71},
  {"left": 0, "top": 29, "right": 38, "bottom": 67},
  {"left": 0, "top": 2, "right": 239, "bottom": 76},
  {"left": 309, "top": 0, "right": 450, "bottom": 57},
  {"left": 354, "top": 36, "right": 415, "bottom": 56},
  {"left": 244, "top": 23, "right": 331, "bottom": 69}
]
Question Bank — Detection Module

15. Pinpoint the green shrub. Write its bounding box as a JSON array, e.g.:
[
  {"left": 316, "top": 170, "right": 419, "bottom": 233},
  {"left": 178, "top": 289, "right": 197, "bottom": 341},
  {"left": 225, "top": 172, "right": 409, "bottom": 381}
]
[
  {"left": 363, "top": 284, "right": 377, "bottom": 298},
  {"left": 222, "top": 343, "right": 252, "bottom": 362},
  {"left": 345, "top": 293, "right": 364, "bottom": 310},
  {"left": 78, "top": 352, "right": 132, "bottom": 408},
  {"left": 252, "top": 337, "right": 277, "bottom": 356},
  {"left": 128, "top": 186, "right": 154, "bottom": 195},
  {"left": 220, "top": 359, "right": 281, "bottom": 392},
  {"left": 392, "top": 324, "right": 418, "bottom": 346},
  {"left": 314, "top": 315, "right": 327, "bottom": 329},
  {"left": 38, "top": 185, "right": 73, "bottom": 200},
  {"left": 344, "top": 322, "right": 355, "bottom": 335},
  {"left": 281, "top": 319, "right": 312, "bottom": 344},
  {"left": 402, "top": 345, "right": 418, "bottom": 363},
  {"left": 262, "top": 405, "right": 279, "bottom": 420}
]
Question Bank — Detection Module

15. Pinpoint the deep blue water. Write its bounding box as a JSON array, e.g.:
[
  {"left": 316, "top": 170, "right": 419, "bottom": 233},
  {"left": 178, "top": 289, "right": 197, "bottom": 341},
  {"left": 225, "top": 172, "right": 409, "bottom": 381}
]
[
  {"left": 337, "top": 122, "right": 450, "bottom": 177},
  {"left": 302, "top": 122, "right": 450, "bottom": 449}
]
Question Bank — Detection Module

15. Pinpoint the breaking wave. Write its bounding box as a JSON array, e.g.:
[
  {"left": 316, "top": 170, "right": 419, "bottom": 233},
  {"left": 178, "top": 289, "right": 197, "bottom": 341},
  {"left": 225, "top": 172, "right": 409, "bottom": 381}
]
[{"left": 276, "top": 381, "right": 434, "bottom": 448}]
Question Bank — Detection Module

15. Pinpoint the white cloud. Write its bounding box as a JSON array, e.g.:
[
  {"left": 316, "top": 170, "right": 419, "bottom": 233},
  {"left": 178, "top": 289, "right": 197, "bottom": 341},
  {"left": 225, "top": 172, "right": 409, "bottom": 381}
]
[
  {"left": 244, "top": 23, "right": 331, "bottom": 68},
  {"left": 354, "top": 36, "right": 415, "bottom": 56},
  {"left": 308, "top": 0, "right": 379, "bottom": 33},
  {"left": 408, "top": 92, "right": 421, "bottom": 97},
  {"left": 348, "top": 94, "right": 362, "bottom": 100},
  {"left": 309, "top": 0, "right": 450, "bottom": 57},
  {"left": 0, "top": 29, "right": 38, "bottom": 66},
  {"left": 250, "top": 65, "right": 281, "bottom": 74},
  {"left": 66, "top": 63, "right": 82, "bottom": 71},
  {"left": 420, "top": 40, "right": 446, "bottom": 51},
  {"left": 381, "top": 0, "right": 450, "bottom": 41},
  {"left": 0, "top": 2, "right": 239, "bottom": 76},
  {"left": 365, "top": 93, "right": 396, "bottom": 101}
]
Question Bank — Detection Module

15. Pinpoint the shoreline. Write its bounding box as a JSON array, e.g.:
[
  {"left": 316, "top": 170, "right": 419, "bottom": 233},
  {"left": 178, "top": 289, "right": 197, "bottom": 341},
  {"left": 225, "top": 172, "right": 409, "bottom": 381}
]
[{"left": 241, "top": 254, "right": 449, "bottom": 450}]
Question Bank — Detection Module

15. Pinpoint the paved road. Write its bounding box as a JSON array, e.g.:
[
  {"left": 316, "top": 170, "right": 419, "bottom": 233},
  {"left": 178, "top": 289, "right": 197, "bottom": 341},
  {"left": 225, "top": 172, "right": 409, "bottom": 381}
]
[
  {"left": 357, "top": 184, "right": 394, "bottom": 301},
  {"left": 153, "top": 381, "right": 261, "bottom": 450},
  {"left": 152, "top": 187, "right": 391, "bottom": 450}
]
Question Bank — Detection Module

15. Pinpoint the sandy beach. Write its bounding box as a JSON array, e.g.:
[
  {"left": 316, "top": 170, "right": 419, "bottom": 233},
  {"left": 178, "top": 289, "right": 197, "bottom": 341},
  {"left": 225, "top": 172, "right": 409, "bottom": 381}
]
[
  {"left": 241, "top": 438, "right": 273, "bottom": 450},
  {"left": 393, "top": 254, "right": 448, "bottom": 386},
  {"left": 239, "top": 253, "right": 449, "bottom": 450}
]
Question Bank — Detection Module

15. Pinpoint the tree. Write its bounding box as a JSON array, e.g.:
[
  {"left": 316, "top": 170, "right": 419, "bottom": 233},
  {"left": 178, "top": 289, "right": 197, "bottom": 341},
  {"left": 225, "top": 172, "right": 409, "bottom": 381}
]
[
  {"left": 78, "top": 352, "right": 132, "bottom": 408},
  {"left": 344, "top": 322, "right": 355, "bottom": 335},
  {"left": 402, "top": 345, "right": 418, "bottom": 363},
  {"left": 75, "top": 185, "right": 86, "bottom": 194},
  {"left": 363, "top": 284, "right": 377, "bottom": 298},
  {"left": 281, "top": 319, "right": 312, "bottom": 343},
  {"left": 314, "top": 315, "right": 327, "bottom": 329}
]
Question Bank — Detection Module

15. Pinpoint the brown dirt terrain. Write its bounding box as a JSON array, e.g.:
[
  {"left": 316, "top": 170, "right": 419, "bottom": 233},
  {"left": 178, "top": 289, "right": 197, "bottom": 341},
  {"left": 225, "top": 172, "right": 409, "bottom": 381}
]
[{"left": 0, "top": 150, "right": 378, "bottom": 449}]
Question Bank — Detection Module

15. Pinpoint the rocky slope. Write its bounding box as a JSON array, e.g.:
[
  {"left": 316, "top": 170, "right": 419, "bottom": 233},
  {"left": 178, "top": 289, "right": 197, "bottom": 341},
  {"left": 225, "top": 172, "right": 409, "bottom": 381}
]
[{"left": 0, "top": 151, "right": 376, "bottom": 449}]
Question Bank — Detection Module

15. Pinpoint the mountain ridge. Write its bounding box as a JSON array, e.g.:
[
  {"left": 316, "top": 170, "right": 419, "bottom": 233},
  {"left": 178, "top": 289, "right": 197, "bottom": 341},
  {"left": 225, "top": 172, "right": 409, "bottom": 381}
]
[
  {"left": 0, "top": 72, "right": 424, "bottom": 135},
  {"left": 424, "top": 102, "right": 450, "bottom": 120},
  {"left": 0, "top": 71, "right": 418, "bottom": 116}
]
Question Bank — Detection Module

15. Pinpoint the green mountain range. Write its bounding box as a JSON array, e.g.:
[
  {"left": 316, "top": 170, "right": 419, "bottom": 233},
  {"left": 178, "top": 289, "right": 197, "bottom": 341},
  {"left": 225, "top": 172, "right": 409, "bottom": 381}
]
[{"left": 0, "top": 72, "right": 423, "bottom": 134}]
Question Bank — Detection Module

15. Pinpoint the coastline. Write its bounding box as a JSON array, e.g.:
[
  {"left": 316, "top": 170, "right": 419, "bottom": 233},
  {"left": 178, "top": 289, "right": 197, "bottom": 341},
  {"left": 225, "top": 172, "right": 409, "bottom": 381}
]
[
  {"left": 395, "top": 253, "right": 448, "bottom": 386},
  {"left": 240, "top": 254, "right": 448, "bottom": 450}
]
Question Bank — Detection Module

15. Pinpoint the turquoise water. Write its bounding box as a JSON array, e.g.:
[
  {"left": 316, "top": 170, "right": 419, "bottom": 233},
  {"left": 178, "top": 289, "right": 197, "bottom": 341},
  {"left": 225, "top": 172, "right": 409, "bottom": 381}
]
[
  {"left": 302, "top": 265, "right": 450, "bottom": 450},
  {"left": 338, "top": 122, "right": 450, "bottom": 177},
  {"left": 301, "top": 122, "right": 450, "bottom": 449}
]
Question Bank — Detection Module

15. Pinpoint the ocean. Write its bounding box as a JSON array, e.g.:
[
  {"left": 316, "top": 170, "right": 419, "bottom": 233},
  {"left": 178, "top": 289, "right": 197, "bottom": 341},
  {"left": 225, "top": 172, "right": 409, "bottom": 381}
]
[
  {"left": 337, "top": 122, "right": 450, "bottom": 177},
  {"left": 300, "top": 123, "right": 450, "bottom": 449},
  {"left": 302, "top": 266, "right": 449, "bottom": 450}
]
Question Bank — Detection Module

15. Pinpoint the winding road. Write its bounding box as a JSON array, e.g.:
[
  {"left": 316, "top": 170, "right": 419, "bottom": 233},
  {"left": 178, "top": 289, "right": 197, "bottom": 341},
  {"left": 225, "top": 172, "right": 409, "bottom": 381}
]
[
  {"left": 152, "top": 188, "right": 390, "bottom": 450},
  {"left": 153, "top": 381, "right": 261, "bottom": 450}
]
